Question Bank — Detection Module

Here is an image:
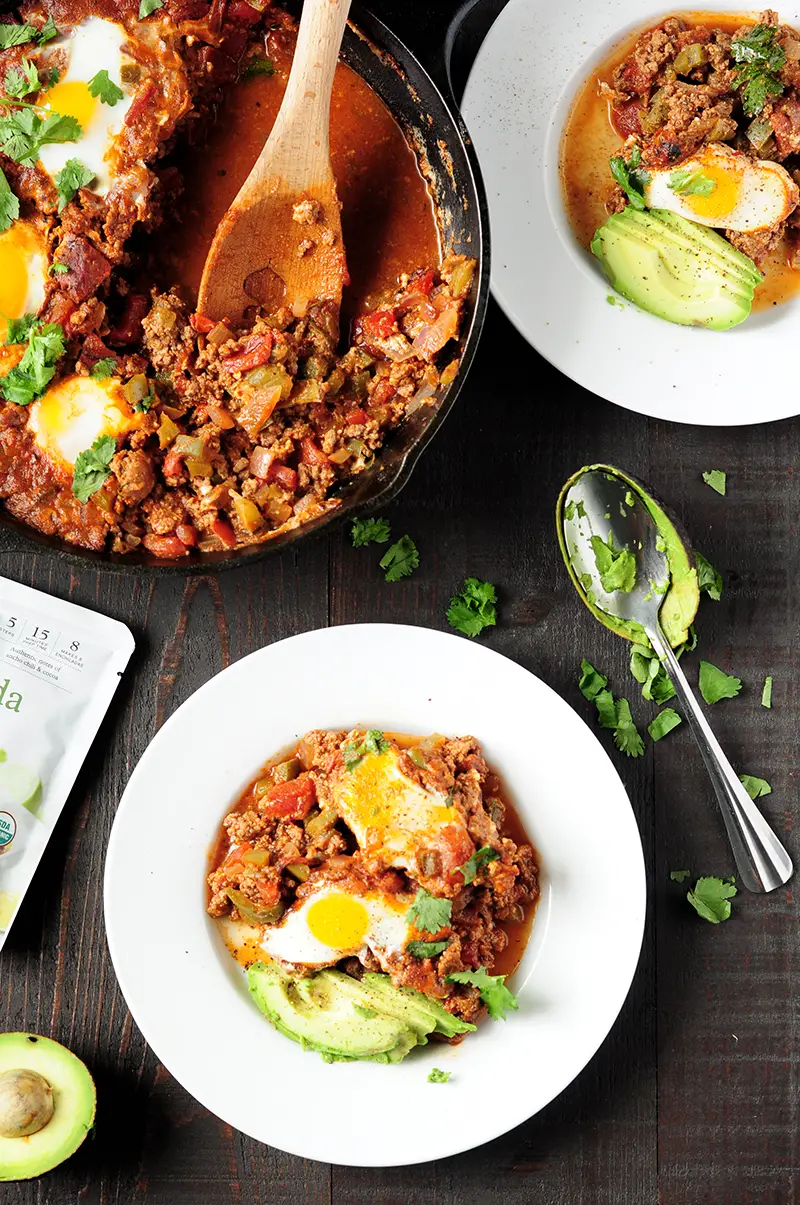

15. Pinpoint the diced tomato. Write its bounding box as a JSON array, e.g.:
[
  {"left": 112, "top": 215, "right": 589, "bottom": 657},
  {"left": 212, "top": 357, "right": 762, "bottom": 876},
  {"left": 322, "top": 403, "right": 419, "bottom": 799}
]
[
  {"left": 262, "top": 774, "right": 317, "bottom": 820},
  {"left": 256, "top": 879, "right": 281, "bottom": 906},
  {"left": 142, "top": 533, "right": 190, "bottom": 558},
  {"left": 613, "top": 100, "right": 642, "bottom": 139},
  {"left": 224, "top": 841, "right": 253, "bottom": 867},
  {"left": 440, "top": 826, "right": 480, "bottom": 882},
  {"left": 191, "top": 313, "right": 217, "bottom": 333},
  {"left": 163, "top": 451, "right": 184, "bottom": 479},
  {"left": 107, "top": 294, "right": 148, "bottom": 346},
  {"left": 222, "top": 332, "right": 274, "bottom": 375},
  {"left": 175, "top": 523, "right": 198, "bottom": 547},
  {"left": 266, "top": 463, "right": 298, "bottom": 491},
  {"left": 361, "top": 310, "right": 398, "bottom": 340},
  {"left": 125, "top": 82, "right": 157, "bottom": 128},
  {"left": 212, "top": 516, "right": 238, "bottom": 548},
  {"left": 345, "top": 407, "right": 368, "bottom": 426},
  {"left": 406, "top": 268, "right": 435, "bottom": 297},
  {"left": 369, "top": 380, "right": 396, "bottom": 408},
  {"left": 300, "top": 437, "right": 328, "bottom": 468}
]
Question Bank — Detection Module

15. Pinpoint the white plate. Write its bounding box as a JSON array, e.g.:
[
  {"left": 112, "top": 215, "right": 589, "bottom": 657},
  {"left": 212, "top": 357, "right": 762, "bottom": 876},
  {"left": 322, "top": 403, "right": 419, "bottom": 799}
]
[
  {"left": 462, "top": 0, "right": 800, "bottom": 426},
  {"left": 104, "top": 624, "right": 645, "bottom": 1167}
]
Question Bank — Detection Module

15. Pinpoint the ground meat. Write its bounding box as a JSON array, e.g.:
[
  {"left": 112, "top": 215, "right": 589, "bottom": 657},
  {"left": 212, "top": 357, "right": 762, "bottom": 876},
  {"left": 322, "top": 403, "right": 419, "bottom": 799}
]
[
  {"left": 112, "top": 449, "right": 156, "bottom": 506},
  {"left": 726, "top": 225, "right": 786, "bottom": 265}
]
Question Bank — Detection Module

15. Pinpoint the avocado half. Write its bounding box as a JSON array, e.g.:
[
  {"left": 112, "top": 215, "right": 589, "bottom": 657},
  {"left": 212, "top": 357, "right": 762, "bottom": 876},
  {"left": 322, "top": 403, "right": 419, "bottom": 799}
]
[
  {"left": 556, "top": 464, "right": 700, "bottom": 648},
  {"left": 0, "top": 1034, "right": 96, "bottom": 1181}
]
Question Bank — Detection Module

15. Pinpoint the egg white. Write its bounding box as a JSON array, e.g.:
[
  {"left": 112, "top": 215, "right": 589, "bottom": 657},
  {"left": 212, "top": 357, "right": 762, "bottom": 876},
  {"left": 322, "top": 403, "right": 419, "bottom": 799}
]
[
  {"left": 261, "top": 884, "right": 413, "bottom": 971},
  {"left": 38, "top": 18, "right": 136, "bottom": 197},
  {"left": 28, "top": 374, "right": 142, "bottom": 473}
]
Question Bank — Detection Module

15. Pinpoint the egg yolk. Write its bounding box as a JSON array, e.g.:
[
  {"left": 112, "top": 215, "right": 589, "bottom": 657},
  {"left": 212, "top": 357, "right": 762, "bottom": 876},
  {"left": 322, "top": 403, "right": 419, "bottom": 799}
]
[
  {"left": 682, "top": 162, "right": 742, "bottom": 221},
  {"left": 306, "top": 894, "right": 370, "bottom": 950},
  {"left": 344, "top": 751, "right": 454, "bottom": 834},
  {"left": 43, "top": 81, "right": 98, "bottom": 133},
  {"left": 0, "top": 243, "right": 29, "bottom": 341}
]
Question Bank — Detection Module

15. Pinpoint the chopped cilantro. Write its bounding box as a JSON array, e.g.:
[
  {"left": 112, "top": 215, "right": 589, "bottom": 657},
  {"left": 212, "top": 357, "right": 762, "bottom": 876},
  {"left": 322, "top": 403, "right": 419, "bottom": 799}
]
[
  {"left": 1, "top": 321, "right": 66, "bottom": 405},
  {"left": 343, "top": 728, "right": 390, "bottom": 770},
  {"left": 428, "top": 1067, "right": 450, "bottom": 1083},
  {"left": 134, "top": 390, "right": 155, "bottom": 414},
  {"left": 594, "top": 688, "right": 618, "bottom": 730},
  {"left": 739, "top": 774, "right": 772, "bottom": 800},
  {"left": 0, "top": 165, "right": 19, "bottom": 233},
  {"left": 54, "top": 158, "right": 94, "bottom": 211},
  {"left": 139, "top": 0, "right": 164, "bottom": 17},
  {"left": 245, "top": 55, "right": 276, "bottom": 78},
  {"left": 589, "top": 531, "right": 637, "bottom": 593},
  {"left": 407, "top": 888, "right": 452, "bottom": 935},
  {"left": 49, "top": 262, "right": 69, "bottom": 275},
  {"left": 87, "top": 69, "right": 124, "bottom": 106},
  {"left": 648, "top": 707, "right": 682, "bottom": 742},
  {"left": 0, "top": 109, "right": 82, "bottom": 167},
  {"left": 0, "top": 23, "right": 37, "bottom": 49},
  {"left": 351, "top": 515, "right": 391, "bottom": 546},
  {"left": 694, "top": 551, "right": 723, "bottom": 600},
  {"left": 613, "top": 697, "right": 644, "bottom": 757},
  {"left": 668, "top": 168, "right": 716, "bottom": 197},
  {"left": 579, "top": 659, "right": 608, "bottom": 701},
  {"left": 72, "top": 434, "right": 116, "bottom": 502},
  {"left": 731, "top": 23, "right": 786, "bottom": 116},
  {"left": 3, "top": 57, "right": 42, "bottom": 100},
  {"left": 699, "top": 660, "right": 742, "bottom": 705},
  {"left": 686, "top": 875, "right": 737, "bottom": 924},
  {"left": 446, "top": 577, "right": 497, "bottom": 638},
  {"left": 90, "top": 357, "right": 117, "bottom": 380},
  {"left": 609, "top": 145, "right": 651, "bottom": 210},
  {"left": 407, "top": 939, "right": 450, "bottom": 959},
  {"left": 761, "top": 675, "right": 773, "bottom": 709},
  {"left": 460, "top": 845, "right": 499, "bottom": 886},
  {"left": 670, "top": 869, "right": 690, "bottom": 883},
  {"left": 446, "top": 966, "right": 518, "bottom": 1021},
  {"left": 630, "top": 645, "right": 675, "bottom": 703},
  {"left": 4, "top": 313, "right": 38, "bottom": 346},
  {"left": 380, "top": 535, "right": 419, "bottom": 582},
  {"left": 37, "top": 16, "right": 58, "bottom": 44},
  {"left": 702, "top": 469, "right": 727, "bottom": 496}
]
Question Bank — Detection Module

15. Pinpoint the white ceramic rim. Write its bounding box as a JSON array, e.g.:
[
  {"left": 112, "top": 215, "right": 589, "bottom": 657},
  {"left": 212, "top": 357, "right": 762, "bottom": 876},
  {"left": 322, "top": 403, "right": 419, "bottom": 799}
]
[
  {"left": 104, "top": 624, "right": 646, "bottom": 1166},
  {"left": 461, "top": 0, "right": 800, "bottom": 426}
]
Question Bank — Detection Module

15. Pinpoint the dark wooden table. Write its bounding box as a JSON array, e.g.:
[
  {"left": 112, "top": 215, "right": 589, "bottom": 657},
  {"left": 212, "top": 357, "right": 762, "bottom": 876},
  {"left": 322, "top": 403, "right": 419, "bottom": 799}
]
[{"left": 3, "top": 2, "right": 799, "bottom": 1202}]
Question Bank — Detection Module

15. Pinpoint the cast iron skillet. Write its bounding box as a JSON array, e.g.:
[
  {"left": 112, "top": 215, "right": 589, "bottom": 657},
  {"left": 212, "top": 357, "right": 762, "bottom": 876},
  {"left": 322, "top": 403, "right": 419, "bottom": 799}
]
[{"left": 0, "top": 1, "right": 490, "bottom": 572}]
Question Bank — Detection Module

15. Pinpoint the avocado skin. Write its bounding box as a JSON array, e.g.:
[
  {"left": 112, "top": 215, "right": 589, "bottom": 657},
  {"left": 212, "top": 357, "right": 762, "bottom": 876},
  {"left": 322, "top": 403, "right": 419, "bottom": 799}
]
[
  {"left": 247, "top": 963, "right": 473, "bottom": 1064},
  {"left": 556, "top": 464, "right": 700, "bottom": 648},
  {"left": 592, "top": 207, "right": 762, "bottom": 330},
  {"left": 0, "top": 1034, "right": 96, "bottom": 1181}
]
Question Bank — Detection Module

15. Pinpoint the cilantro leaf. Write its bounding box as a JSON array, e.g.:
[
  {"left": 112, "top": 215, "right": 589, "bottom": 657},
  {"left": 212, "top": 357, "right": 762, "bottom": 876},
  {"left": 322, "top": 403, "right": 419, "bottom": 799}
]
[
  {"left": 613, "top": 697, "right": 644, "bottom": 757},
  {"left": 668, "top": 168, "right": 716, "bottom": 197},
  {"left": 761, "top": 675, "right": 773, "bottom": 709},
  {"left": 380, "top": 535, "right": 419, "bottom": 582},
  {"left": 446, "top": 966, "right": 519, "bottom": 1021},
  {"left": 0, "top": 23, "right": 37, "bottom": 49},
  {"left": 72, "top": 434, "right": 116, "bottom": 502},
  {"left": 54, "top": 158, "right": 94, "bottom": 211},
  {"left": 686, "top": 876, "right": 737, "bottom": 924},
  {"left": 139, "top": 0, "right": 164, "bottom": 17},
  {"left": 342, "top": 728, "right": 390, "bottom": 770},
  {"left": 428, "top": 1067, "right": 450, "bottom": 1083},
  {"left": 739, "top": 774, "right": 772, "bottom": 800},
  {"left": 630, "top": 646, "right": 675, "bottom": 703},
  {"left": 460, "top": 845, "right": 499, "bottom": 886},
  {"left": 589, "top": 531, "right": 637, "bottom": 593},
  {"left": 0, "top": 109, "right": 82, "bottom": 166},
  {"left": 1, "top": 321, "right": 66, "bottom": 404},
  {"left": 670, "top": 869, "right": 691, "bottom": 882},
  {"left": 447, "top": 577, "right": 497, "bottom": 638},
  {"left": 88, "top": 70, "right": 124, "bottom": 106},
  {"left": 50, "top": 262, "right": 69, "bottom": 275},
  {"left": 4, "top": 58, "right": 42, "bottom": 100},
  {"left": 91, "top": 357, "right": 117, "bottom": 380},
  {"left": 594, "top": 688, "right": 618, "bottom": 730},
  {"left": 406, "top": 888, "right": 452, "bottom": 935},
  {"left": 351, "top": 515, "right": 390, "bottom": 546},
  {"left": 134, "top": 390, "right": 155, "bottom": 414},
  {"left": 648, "top": 707, "right": 682, "bottom": 742},
  {"left": 702, "top": 469, "right": 726, "bottom": 495},
  {"left": 699, "top": 660, "right": 742, "bottom": 705},
  {"left": 731, "top": 23, "right": 786, "bottom": 116},
  {"left": 609, "top": 145, "right": 651, "bottom": 210},
  {"left": 579, "top": 658, "right": 608, "bottom": 701},
  {"left": 245, "top": 56, "right": 276, "bottom": 78},
  {"left": 0, "top": 165, "right": 19, "bottom": 234},
  {"left": 407, "top": 939, "right": 450, "bottom": 958},
  {"left": 37, "top": 17, "right": 58, "bottom": 44},
  {"left": 4, "top": 313, "right": 38, "bottom": 346},
  {"left": 694, "top": 551, "right": 723, "bottom": 601}
]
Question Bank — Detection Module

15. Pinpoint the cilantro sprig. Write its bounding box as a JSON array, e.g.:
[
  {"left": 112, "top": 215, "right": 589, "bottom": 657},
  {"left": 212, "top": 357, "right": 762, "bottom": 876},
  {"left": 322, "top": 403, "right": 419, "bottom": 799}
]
[
  {"left": 446, "top": 966, "right": 518, "bottom": 1021},
  {"left": 1, "top": 321, "right": 66, "bottom": 405},
  {"left": 609, "top": 145, "right": 651, "bottom": 210},
  {"left": 55, "top": 159, "right": 94, "bottom": 211},
  {"left": 87, "top": 70, "right": 124, "bottom": 106},
  {"left": 0, "top": 165, "right": 19, "bottom": 233},
  {"left": 351, "top": 515, "right": 391, "bottom": 546},
  {"left": 446, "top": 577, "right": 497, "bottom": 638},
  {"left": 4, "top": 57, "right": 43, "bottom": 100},
  {"left": 0, "top": 107, "right": 82, "bottom": 167},
  {"left": 72, "top": 435, "right": 116, "bottom": 502},
  {"left": 407, "top": 888, "right": 452, "bottom": 935},
  {"left": 731, "top": 23, "right": 786, "bottom": 116},
  {"left": 0, "top": 20, "right": 57, "bottom": 50},
  {"left": 380, "top": 535, "right": 419, "bottom": 582}
]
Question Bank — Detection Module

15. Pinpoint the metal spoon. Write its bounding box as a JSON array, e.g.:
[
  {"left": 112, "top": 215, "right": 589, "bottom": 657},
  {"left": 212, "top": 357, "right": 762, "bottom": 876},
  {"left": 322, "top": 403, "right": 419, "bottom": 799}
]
[{"left": 562, "top": 468, "right": 793, "bottom": 894}]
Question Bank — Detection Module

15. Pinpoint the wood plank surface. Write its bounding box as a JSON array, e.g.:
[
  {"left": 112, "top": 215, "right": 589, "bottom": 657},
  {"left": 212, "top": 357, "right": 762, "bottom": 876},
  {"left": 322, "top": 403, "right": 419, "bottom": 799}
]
[{"left": 1, "top": 2, "right": 798, "bottom": 1202}]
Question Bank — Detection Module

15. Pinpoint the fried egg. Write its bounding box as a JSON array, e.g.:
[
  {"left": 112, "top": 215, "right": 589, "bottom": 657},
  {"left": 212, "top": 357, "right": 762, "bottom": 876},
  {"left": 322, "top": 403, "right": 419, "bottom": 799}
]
[
  {"left": 324, "top": 743, "right": 474, "bottom": 884},
  {"left": 0, "top": 221, "right": 47, "bottom": 343},
  {"left": 38, "top": 18, "right": 136, "bottom": 197},
  {"left": 28, "top": 375, "right": 142, "bottom": 473},
  {"left": 260, "top": 882, "right": 413, "bottom": 971},
  {"left": 644, "top": 144, "right": 799, "bottom": 233}
]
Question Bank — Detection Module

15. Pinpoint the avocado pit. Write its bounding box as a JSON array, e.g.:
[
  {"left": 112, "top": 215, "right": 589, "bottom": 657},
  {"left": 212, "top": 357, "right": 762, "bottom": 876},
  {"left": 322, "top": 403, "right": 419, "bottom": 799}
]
[{"left": 0, "top": 1069, "right": 54, "bottom": 1139}]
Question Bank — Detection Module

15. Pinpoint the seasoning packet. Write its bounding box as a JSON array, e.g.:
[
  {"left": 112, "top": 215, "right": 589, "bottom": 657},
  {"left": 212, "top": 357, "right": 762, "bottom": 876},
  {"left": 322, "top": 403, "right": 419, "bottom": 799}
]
[{"left": 0, "top": 576, "right": 134, "bottom": 952}]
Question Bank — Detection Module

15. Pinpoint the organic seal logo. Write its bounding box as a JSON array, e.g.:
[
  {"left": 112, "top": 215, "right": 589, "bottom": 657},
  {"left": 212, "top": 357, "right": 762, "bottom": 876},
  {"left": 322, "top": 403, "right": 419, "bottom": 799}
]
[{"left": 0, "top": 811, "right": 16, "bottom": 848}]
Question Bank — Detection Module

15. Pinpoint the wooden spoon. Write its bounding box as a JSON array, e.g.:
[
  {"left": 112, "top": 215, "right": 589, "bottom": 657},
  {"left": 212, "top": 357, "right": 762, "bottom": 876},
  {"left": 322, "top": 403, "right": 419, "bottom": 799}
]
[{"left": 197, "top": 0, "right": 352, "bottom": 327}]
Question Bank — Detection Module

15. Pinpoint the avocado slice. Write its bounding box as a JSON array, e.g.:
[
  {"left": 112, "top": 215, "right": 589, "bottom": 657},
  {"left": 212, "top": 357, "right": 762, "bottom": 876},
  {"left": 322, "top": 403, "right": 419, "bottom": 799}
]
[
  {"left": 247, "top": 963, "right": 420, "bottom": 1063},
  {"left": 592, "top": 207, "right": 762, "bottom": 330},
  {"left": 556, "top": 464, "right": 700, "bottom": 648},
  {"left": 0, "top": 1034, "right": 96, "bottom": 1181},
  {"left": 360, "top": 973, "right": 476, "bottom": 1040}
]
